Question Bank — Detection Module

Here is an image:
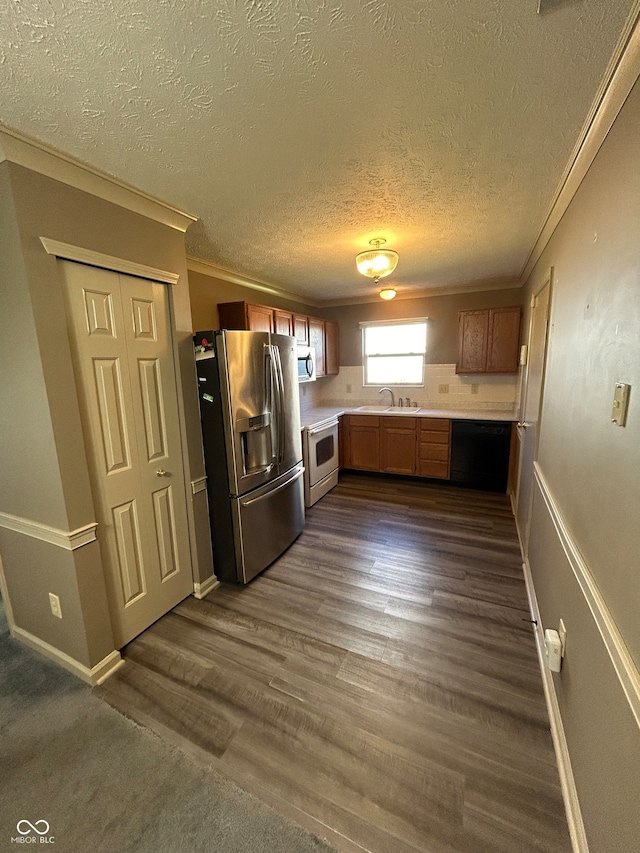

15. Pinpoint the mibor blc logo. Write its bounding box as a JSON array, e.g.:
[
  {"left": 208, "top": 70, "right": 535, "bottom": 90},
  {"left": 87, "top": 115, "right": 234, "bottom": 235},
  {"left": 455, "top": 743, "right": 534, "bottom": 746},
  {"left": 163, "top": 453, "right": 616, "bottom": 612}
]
[{"left": 11, "top": 820, "right": 54, "bottom": 844}]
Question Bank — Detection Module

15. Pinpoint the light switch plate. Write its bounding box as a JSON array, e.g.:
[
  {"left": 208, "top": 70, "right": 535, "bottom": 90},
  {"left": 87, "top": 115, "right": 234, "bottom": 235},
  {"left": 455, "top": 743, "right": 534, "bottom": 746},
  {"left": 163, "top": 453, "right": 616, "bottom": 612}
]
[{"left": 611, "top": 382, "right": 630, "bottom": 426}]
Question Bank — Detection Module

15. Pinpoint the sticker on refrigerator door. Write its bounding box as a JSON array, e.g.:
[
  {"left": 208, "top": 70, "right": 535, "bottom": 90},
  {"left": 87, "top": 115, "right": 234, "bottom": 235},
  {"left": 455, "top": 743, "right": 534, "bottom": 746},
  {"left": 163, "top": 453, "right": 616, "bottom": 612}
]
[{"left": 202, "top": 393, "right": 214, "bottom": 403}]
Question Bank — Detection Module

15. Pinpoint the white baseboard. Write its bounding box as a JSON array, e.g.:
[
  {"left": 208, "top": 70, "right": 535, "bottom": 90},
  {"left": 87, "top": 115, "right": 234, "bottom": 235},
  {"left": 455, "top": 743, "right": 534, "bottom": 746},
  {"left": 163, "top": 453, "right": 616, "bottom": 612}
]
[
  {"left": 193, "top": 574, "right": 220, "bottom": 599},
  {"left": 521, "top": 557, "right": 589, "bottom": 853},
  {"left": 10, "top": 625, "right": 124, "bottom": 685}
]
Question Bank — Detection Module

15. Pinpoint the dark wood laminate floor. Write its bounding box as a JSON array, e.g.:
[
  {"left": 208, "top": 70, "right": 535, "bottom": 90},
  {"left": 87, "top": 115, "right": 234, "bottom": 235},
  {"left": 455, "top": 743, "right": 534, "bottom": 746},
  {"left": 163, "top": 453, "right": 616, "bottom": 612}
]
[{"left": 97, "top": 473, "right": 572, "bottom": 853}]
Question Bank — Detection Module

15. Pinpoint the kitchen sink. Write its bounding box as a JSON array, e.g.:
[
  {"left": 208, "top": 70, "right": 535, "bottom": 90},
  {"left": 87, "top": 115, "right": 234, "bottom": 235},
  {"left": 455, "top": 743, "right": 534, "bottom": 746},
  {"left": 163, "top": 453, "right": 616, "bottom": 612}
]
[{"left": 355, "top": 405, "right": 422, "bottom": 414}]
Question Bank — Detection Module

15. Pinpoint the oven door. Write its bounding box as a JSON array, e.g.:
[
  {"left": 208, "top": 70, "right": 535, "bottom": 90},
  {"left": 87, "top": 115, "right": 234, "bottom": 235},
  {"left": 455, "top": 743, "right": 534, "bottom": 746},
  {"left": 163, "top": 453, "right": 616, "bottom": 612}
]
[{"left": 305, "top": 419, "right": 339, "bottom": 487}]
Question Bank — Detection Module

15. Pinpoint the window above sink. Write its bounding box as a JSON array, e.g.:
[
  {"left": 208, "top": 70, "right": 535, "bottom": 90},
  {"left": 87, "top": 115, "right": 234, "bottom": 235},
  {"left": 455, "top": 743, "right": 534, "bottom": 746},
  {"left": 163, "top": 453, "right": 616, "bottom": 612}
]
[{"left": 360, "top": 319, "right": 428, "bottom": 386}]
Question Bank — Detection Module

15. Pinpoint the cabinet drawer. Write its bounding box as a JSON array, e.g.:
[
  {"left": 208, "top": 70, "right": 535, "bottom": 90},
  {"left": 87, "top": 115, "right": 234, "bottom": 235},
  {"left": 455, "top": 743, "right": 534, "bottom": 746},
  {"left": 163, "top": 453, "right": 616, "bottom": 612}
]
[
  {"left": 347, "top": 415, "right": 380, "bottom": 427},
  {"left": 420, "top": 418, "right": 450, "bottom": 431},
  {"left": 421, "top": 429, "right": 449, "bottom": 445},
  {"left": 382, "top": 416, "right": 417, "bottom": 429},
  {"left": 419, "top": 442, "right": 449, "bottom": 463},
  {"left": 418, "top": 460, "right": 449, "bottom": 479}
]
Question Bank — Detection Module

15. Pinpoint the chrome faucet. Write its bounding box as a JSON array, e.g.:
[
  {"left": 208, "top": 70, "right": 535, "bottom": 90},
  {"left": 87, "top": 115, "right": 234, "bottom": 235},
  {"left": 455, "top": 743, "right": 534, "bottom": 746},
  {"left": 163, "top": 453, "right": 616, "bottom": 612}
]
[{"left": 379, "top": 387, "right": 395, "bottom": 407}]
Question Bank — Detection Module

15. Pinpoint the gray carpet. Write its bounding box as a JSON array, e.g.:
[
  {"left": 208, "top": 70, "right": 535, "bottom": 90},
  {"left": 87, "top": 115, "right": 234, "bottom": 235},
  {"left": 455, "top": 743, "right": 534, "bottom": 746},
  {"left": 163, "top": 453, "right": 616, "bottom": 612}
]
[{"left": 0, "top": 601, "right": 336, "bottom": 853}]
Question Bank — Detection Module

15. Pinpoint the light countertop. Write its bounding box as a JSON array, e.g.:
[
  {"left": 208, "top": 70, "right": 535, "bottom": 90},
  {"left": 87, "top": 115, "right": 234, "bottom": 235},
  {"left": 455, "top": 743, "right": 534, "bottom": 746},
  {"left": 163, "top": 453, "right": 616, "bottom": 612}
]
[{"left": 299, "top": 405, "right": 518, "bottom": 431}]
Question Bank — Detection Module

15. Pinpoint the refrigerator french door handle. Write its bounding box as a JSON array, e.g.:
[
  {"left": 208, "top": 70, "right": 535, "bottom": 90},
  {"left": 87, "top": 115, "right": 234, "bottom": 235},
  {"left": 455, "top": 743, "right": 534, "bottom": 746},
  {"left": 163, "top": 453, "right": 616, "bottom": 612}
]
[
  {"left": 239, "top": 466, "right": 304, "bottom": 507},
  {"left": 268, "top": 344, "right": 285, "bottom": 466},
  {"left": 264, "top": 344, "right": 278, "bottom": 466}
]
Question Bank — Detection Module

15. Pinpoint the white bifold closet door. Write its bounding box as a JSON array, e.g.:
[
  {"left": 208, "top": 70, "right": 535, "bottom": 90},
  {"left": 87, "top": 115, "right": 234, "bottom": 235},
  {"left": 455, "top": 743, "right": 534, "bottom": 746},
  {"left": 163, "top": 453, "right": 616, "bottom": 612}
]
[{"left": 61, "top": 261, "right": 193, "bottom": 647}]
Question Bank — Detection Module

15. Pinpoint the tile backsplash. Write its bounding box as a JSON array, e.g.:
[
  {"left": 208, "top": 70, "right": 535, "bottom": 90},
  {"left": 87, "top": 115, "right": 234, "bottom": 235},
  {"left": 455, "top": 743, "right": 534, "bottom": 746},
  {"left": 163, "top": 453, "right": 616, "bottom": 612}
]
[{"left": 302, "top": 364, "right": 520, "bottom": 411}]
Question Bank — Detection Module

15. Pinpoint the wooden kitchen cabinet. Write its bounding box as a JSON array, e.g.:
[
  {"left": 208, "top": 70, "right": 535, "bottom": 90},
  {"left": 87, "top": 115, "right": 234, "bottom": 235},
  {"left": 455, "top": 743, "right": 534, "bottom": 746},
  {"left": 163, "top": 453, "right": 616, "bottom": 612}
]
[
  {"left": 381, "top": 417, "right": 417, "bottom": 475},
  {"left": 308, "top": 316, "right": 326, "bottom": 377},
  {"left": 273, "top": 309, "right": 293, "bottom": 336},
  {"left": 345, "top": 414, "right": 452, "bottom": 480},
  {"left": 218, "top": 301, "right": 274, "bottom": 332},
  {"left": 487, "top": 306, "right": 522, "bottom": 372},
  {"left": 217, "top": 302, "right": 340, "bottom": 378},
  {"left": 456, "top": 306, "right": 521, "bottom": 374},
  {"left": 293, "top": 313, "right": 309, "bottom": 344},
  {"left": 418, "top": 418, "right": 451, "bottom": 479},
  {"left": 343, "top": 415, "right": 380, "bottom": 471},
  {"left": 324, "top": 321, "right": 340, "bottom": 376}
]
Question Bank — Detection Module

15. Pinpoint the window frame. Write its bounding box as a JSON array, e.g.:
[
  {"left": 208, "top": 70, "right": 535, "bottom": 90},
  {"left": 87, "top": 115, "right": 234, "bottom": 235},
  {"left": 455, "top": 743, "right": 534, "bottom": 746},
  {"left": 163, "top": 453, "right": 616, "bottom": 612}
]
[{"left": 360, "top": 318, "right": 428, "bottom": 387}]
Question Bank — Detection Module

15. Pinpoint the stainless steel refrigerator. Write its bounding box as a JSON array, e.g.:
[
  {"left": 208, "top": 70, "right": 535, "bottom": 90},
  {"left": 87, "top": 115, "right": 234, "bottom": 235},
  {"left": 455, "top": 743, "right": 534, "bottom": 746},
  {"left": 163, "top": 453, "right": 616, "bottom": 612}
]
[{"left": 194, "top": 330, "right": 305, "bottom": 583}]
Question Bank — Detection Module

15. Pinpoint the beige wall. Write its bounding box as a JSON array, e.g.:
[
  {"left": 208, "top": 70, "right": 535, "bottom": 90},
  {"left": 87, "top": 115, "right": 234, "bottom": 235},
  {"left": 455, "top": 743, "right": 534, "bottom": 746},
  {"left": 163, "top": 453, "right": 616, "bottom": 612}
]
[
  {"left": 188, "top": 268, "right": 320, "bottom": 331},
  {"left": 322, "top": 287, "right": 524, "bottom": 366},
  {"left": 523, "top": 80, "right": 640, "bottom": 851},
  {"left": 0, "top": 162, "right": 214, "bottom": 670}
]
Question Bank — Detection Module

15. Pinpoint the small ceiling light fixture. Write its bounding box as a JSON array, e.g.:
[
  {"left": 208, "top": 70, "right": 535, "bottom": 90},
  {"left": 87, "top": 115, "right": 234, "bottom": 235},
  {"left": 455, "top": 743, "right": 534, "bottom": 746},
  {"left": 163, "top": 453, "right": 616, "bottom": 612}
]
[
  {"left": 356, "top": 238, "right": 399, "bottom": 284},
  {"left": 379, "top": 287, "right": 396, "bottom": 301}
]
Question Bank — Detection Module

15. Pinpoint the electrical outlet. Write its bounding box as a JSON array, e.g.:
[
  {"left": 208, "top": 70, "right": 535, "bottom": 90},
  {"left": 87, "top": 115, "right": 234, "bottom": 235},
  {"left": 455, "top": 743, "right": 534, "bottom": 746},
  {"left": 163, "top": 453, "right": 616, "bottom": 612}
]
[
  {"left": 470, "top": 384, "right": 479, "bottom": 394},
  {"left": 346, "top": 384, "right": 352, "bottom": 393},
  {"left": 438, "top": 384, "right": 449, "bottom": 394},
  {"left": 49, "top": 592, "right": 62, "bottom": 619}
]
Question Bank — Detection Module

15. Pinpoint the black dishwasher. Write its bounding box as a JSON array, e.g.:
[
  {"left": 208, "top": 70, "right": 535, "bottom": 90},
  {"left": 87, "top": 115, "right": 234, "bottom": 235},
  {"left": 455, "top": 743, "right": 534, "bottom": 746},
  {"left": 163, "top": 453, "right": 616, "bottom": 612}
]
[{"left": 450, "top": 420, "right": 511, "bottom": 492}]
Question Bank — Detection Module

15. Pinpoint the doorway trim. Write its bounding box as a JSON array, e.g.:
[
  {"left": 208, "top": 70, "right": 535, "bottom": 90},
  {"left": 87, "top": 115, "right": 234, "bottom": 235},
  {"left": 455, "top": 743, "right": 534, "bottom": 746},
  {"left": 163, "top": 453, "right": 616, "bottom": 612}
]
[{"left": 40, "top": 237, "right": 180, "bottom": 286}]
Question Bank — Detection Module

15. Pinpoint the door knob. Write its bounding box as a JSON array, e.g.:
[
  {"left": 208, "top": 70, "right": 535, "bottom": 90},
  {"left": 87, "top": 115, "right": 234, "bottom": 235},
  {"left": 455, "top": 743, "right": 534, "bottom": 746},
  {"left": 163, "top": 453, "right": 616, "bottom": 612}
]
[
  {"left": 156, "top": 469, "right": 167, "bottom": 476},
  {"left": 517, "top": 422, "right": 529, "bottom": 429}
]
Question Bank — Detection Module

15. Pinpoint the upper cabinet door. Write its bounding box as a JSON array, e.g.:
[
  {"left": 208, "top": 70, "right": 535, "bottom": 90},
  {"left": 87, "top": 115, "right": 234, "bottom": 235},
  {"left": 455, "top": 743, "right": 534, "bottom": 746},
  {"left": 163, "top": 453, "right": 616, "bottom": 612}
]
[
  {"left": 293, "top": 313, "right": 309, "bottom": 345},
  {"left": 324, "top": 321, "right": 340, "bottom": 375},
  {"left": 456, "top": 307, "right": 521, "bottom": 374},
  {"left": 274, "top": 309, "right": 293, "bottom": 336},
  {"left": 457, "top": 310, "right": 489, "bottom": 373},
  {"left": 308, "top": 317, "right": 326, "bottom": 377},
  {"left": 246, "top": 303, "right": 274, "bottom": 333},
  {"left": 486, "top": 307, "right": 521, "bottom": 373}
]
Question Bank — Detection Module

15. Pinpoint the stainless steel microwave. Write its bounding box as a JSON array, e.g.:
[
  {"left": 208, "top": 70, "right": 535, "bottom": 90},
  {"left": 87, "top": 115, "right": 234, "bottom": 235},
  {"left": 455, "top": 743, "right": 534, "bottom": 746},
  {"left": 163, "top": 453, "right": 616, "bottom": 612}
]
[{"left": 297, "top": 346, "right": 316, "bottom": 383}]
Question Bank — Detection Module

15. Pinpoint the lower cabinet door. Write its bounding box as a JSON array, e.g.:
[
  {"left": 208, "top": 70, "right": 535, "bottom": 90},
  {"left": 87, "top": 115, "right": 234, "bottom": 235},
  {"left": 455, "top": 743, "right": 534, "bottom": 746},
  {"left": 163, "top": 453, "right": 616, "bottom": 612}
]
[{"left": 381, "top": 420, "right": 417, "bottom": 475}]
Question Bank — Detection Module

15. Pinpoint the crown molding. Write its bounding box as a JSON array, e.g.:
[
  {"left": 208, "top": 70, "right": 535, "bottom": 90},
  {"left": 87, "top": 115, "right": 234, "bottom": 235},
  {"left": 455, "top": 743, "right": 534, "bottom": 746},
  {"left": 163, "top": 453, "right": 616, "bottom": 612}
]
[
  {"left": 319, "top": 278, "right": 523, "bottom": 307},
  {"left": 187, "top": 255, "right": 521, "bottom": 308},
  {"left": 0, "top": 123, "right": 197, "bottom": 233},
  {"left": 521, "top": 2, "right": 640, "bottom": 282},
  {"left": 186, "top": 256, "right": 323, "bottom": 308}
]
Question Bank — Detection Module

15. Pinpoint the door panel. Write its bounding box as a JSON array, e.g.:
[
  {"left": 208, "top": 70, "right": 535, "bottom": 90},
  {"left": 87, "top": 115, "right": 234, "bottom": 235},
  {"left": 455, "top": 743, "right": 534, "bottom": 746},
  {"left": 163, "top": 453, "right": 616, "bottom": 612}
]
[
  {"left": 516, "top": 278, "right": 551, "bottom": 550},
  {"left": 61, "top": 261, "right": 193, "bottom": 647},
  {"left": 112, "top": 500, "right": 145, "bottom": 603},
  {"left": 152, "top": 485, "right": 180, "bottom": 580},
  {"left": 93, "top": 358, "right": 131, "bottom": 473},
  {"left": 138, "top": 359, "right": 166, "bottom": 461}
]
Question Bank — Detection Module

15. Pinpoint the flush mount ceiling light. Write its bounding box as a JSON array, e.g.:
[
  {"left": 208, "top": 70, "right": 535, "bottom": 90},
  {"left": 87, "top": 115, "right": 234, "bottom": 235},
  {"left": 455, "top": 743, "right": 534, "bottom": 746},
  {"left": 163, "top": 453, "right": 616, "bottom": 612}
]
[
  {"left": 356, "top": 238, "right": 399, "bottom": 285},
  {"left": 379, "top": 287, "right": 396, "bottom": 300}
]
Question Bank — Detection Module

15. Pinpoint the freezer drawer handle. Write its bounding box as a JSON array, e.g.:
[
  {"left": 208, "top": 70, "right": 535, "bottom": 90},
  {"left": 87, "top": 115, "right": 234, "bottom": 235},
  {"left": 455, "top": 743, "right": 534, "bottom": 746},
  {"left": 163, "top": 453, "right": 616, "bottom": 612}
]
[{"left": 239, "top": 467, "right": 304, "bottom": 508}]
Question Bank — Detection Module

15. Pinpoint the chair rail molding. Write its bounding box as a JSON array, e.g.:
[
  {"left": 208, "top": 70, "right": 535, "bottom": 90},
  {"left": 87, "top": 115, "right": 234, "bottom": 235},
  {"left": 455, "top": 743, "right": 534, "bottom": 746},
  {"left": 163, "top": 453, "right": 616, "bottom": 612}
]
[
  {"left": 534, "top": 463, "right": 640, "bottom": 730},
  {"left": 0, "top": 511, "right": 97, "bottom": 551}
]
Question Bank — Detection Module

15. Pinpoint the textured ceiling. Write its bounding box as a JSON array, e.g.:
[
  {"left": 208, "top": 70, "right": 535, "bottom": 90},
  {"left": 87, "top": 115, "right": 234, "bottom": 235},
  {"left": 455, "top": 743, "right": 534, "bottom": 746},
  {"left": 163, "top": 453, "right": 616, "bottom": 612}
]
[{"left": 1, "top": 0, "right": 636, "bottom": 301}]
